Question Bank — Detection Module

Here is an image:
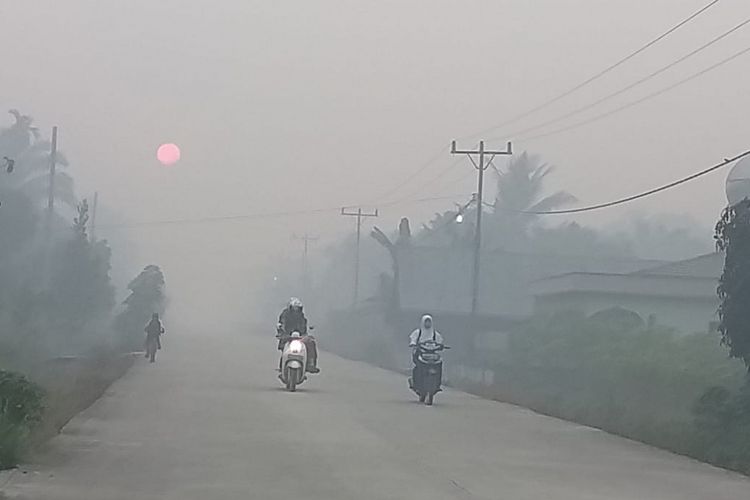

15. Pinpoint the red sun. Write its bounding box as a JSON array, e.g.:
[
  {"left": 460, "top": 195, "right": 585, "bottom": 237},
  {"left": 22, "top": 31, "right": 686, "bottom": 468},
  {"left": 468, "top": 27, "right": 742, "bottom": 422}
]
[{"left": 157, "top": 143, "right": 181, "bottom": 166}]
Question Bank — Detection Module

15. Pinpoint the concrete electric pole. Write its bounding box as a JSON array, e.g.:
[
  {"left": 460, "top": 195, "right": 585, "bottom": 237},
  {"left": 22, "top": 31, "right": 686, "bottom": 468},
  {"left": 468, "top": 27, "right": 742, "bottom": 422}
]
[
  {"left": 293, "top": 233, "right": 318, "bottom": 296},
  {"left": 340, "top": 207, "right": 379, "bottom": 307},
  {"left": 450, "top": 140, "right": 512, "bottom": 316}
]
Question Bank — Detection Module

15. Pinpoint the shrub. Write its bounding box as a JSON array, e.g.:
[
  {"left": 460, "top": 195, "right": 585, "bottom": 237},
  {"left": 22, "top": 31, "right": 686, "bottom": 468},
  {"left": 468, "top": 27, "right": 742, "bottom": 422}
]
[{"left": 0, "top": 370, "right": 45, "bottom": 468}]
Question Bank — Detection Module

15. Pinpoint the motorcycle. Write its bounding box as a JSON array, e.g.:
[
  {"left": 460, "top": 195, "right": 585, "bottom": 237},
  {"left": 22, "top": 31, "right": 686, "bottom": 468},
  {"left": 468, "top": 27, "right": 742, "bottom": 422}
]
[
  {"left": 410, "top": 340, "right": 449, "bottom": 405},
  {"left": 145, "top": 334, "right": 159, "bottom": 363},
  {"left": 277, "top": 331, "right": 308, "bottom": 392}
]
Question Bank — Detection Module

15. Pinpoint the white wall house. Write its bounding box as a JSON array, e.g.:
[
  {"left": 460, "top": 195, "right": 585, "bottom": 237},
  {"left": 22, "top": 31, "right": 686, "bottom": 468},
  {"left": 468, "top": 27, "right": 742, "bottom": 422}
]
[{"left": 531, "top": 253, "right": 723, "bottom": 334}]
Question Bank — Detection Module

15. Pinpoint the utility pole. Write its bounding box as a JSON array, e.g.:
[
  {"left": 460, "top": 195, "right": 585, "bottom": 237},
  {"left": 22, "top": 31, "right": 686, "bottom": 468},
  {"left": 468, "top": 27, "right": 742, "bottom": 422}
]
[
  {"left": 450, "top": 140, "right": 512, "bottom": 316},
  {"left": 46, "top": 126, "right": 58, "bottom": 234},
  {"left": 341, "top": 207, "right": 378, "bottom": 307},
  {"left": 293, "top": 233, "right": 318, "bottom": 294},
  {"left": 90, "top": 191, "right": 99, "bottom": 243}
]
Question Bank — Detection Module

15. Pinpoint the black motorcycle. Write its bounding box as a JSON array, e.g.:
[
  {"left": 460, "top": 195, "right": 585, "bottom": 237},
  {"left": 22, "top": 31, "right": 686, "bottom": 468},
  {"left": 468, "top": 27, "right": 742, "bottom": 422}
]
[{"left": 410, "top": 340, "right": 449, "bottom": 405}]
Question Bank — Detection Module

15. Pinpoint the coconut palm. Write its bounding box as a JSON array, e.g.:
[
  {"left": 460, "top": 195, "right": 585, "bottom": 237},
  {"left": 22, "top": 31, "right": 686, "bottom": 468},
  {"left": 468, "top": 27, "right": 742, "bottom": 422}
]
[
  {"left": 493, "top": 151, "right": 576, "bottom": 216},
  {"left": 0, "top": 110, "right": 75, "bottom": 208},
  {"left": 484, "top": 152, "right": 576, "bottom": 249}
]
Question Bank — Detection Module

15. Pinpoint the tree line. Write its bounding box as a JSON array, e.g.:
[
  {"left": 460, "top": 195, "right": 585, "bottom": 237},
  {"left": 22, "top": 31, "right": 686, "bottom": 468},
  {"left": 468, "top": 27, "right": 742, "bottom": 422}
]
[{"left": 0, "top": 109, "right": 166, "bottom": 466}]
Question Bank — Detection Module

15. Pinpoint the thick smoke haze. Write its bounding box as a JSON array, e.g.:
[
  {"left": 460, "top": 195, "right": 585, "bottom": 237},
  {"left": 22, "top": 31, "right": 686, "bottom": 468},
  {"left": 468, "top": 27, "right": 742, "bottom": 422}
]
[{"left": 2, "top": 0, "right": 749, "bottom": 317}]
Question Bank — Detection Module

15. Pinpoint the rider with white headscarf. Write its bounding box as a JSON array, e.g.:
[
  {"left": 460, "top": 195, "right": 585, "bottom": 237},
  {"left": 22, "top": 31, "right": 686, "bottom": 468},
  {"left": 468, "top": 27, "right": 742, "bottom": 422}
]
[
  {"left": 409, "top": 314, "right": 443, "bottom": 389},
  {"left": 409, "top": 314, "right": 443, "bottom": 348}
]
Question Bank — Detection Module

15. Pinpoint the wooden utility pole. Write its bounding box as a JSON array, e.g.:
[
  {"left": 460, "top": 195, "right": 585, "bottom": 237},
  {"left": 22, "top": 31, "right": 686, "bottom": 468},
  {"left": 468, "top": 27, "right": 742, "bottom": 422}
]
[
  {"left": 46, "top": 126, "right": 58, "bottom": 233},
  {"left": 341, "top": 207, "right": 378, "bottom": 307},
  {"left": 450, "top": 140, "right": 512, "bottom": 315},
  {"left": 293, "top": 233, "right": 318, "bottom": 293}
]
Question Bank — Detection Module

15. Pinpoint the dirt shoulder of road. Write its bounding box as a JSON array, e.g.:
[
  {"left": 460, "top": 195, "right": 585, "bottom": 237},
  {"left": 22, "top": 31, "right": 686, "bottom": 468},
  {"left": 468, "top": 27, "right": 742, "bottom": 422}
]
[{"left": 29, "top": 351, "right": 138, "bottom": 449}]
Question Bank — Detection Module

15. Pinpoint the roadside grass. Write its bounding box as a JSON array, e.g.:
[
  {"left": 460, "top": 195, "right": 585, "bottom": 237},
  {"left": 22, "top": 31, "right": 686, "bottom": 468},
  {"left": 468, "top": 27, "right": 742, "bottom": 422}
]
[{"left": 324, "top": 308, "right": 750, "bottom": 475}]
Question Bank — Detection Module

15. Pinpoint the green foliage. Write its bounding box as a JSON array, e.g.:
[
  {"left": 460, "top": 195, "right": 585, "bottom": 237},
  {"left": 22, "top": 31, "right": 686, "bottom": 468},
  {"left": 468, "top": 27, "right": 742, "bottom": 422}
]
[
  {"left": 0, "top": 370, "right": 45, "bottom": 468},
  {"left": 493, "top": 151, "right": 576, "bottom": 215},
  {"left": 492, "top": 312, "right": 750, "bottom": 472},
  {"left": 0, "top": 371, "right": 45, "bottom": 427},
  {"left": 49, "top": 200, "right": 115, "bottom": 332},
  {"left": 692, "top": 384, "right": 750, "bottom": 473},
  {"left": 715, "top": 199, "right": 750, "bottom": 370},
  {"left": 0, "top": 109, "right": 75, "bottom": 208},
  {"left": 0, "top": 187, "right": 37, "bottom": 257},
  {"left": 506, "top": 312, "right": 744, "bottom": 413},
  {"left": 115, "top": 265, "right": 166, "bottom": 350}
]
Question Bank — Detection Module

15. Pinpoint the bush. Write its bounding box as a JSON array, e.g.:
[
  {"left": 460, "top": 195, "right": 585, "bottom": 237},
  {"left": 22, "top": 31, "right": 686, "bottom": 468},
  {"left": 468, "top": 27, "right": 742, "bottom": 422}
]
[
  {"left": 0, "top": 370, "right": 45, "bottom": 468},
  {"left": 477, "top": 311, "right": 750, "bottom": 472},
  {"left": 691, "top": 384, "right": 750, "bottom": 473},
  {"left": 504, "top": 312, "right": 745, "bottom": 421}
]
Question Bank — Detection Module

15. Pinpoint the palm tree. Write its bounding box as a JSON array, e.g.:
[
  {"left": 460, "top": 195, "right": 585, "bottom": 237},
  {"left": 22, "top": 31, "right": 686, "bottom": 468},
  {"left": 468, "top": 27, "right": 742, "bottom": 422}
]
[
  {"left": 0, "top": 110, "right": 76, "bottom": 208},
  {"left": 418, "top": 208, "right": 473, "bottom": 247},
  {"left": 485, "top": 151, "right": 576, "bottom": 249},
  {"left": 493, "top": 151, "right": 576, "bottom": 215}
]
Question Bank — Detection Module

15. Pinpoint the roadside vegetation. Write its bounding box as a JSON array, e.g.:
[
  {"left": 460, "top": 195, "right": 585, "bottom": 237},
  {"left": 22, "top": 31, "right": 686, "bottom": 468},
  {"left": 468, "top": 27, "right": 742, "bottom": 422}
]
[
  {"left": 303, "top": 152, "right": 750, "bottom": 475},
  {"left": 0, "top": 109, "right": 166, "bottom": 467},
  {"left": 492, "top": 312, "right": 750, "bottom": 473}
]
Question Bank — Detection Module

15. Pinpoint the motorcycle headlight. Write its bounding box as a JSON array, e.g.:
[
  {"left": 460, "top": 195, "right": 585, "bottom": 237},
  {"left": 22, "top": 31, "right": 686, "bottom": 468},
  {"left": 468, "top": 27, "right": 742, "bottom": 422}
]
[{"left": 289, "top": 340, "right": 303, "bottom": 354}]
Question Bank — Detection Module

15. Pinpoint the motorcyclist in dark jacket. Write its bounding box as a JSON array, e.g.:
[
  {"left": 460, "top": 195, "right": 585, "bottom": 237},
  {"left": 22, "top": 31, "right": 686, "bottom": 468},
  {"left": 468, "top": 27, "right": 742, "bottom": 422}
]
[
  {"left": 277, "top": 298, "right": 319, "bottom": 373},
  {"left": 278, "top": 298, "right": 308, "bottom": 337},
  {"left": 144, "top": 312, "right": 165, "bottom": 357}
]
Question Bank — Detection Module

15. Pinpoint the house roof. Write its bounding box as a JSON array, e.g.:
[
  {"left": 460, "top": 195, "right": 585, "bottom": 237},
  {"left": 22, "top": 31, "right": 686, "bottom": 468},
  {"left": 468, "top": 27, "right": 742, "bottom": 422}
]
[
  {"left": 632, "top": 252, "right": 722, "bottom": 279},
  {"left": 530, "top": 271, "right": 717, "bottom": 300},
  {"left": 531, "top": 252, "right": 723, "bottom": 300},
  {"left": 396, "top": 246, "right": 665, "bottom": 317}
]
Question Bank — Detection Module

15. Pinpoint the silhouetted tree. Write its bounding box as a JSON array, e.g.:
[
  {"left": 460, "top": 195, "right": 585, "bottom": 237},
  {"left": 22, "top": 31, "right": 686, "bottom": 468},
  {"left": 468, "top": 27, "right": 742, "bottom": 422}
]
[
  {"left": 715, "top": 198, "right": 750, "bottom": 372},
  {"left": 486, "top": 151, "right": 576, "bottom": 249},
  {"left": 115, "top": 265, "right": 166, "bottom": 350},
  {"left": 0, "top": 110, "right": 75, "bottom": 208},
  {"left": 50, "top": 199, "right": 115, "bottom": 333}
]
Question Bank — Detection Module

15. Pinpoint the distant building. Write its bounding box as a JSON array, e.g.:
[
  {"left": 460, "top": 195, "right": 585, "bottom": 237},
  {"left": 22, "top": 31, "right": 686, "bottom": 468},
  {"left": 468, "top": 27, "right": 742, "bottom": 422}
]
[
  {"left": 531, "top": 253, "right": 722, "bottom": 334},
  {"left": 396, "top": 246, "right": 664, "bottom": 319}
]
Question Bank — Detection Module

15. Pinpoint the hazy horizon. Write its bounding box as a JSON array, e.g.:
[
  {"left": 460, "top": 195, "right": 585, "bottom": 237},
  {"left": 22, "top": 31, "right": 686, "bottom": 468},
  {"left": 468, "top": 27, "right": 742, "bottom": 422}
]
[{"left": 3, "top": 0, "right": 749, "bottom": 315}]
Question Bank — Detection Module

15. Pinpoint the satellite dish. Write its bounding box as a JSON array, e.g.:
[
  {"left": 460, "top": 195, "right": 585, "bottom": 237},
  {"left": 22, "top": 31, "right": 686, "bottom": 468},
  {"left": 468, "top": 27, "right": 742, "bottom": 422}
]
[{"left": 726, "top": 156, "right": 750, "bottom": 205}]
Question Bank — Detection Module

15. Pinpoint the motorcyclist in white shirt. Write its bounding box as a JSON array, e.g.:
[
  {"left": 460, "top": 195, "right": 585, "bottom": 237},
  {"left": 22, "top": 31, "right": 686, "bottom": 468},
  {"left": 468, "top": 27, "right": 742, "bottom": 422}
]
[{"left": 409, "top": 314, "right": 444, "bottom": 389}]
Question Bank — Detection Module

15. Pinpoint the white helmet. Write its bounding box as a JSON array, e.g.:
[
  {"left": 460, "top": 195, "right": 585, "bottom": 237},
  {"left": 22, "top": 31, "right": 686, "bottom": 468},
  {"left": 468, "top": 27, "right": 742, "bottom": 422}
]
[{"left": 289, "top": 297, "right": 303, "bottom": 309}]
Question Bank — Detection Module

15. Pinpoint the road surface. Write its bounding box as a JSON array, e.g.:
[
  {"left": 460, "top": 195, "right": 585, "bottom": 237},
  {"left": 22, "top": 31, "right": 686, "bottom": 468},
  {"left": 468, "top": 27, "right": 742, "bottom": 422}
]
[{"left": 4, "top": 326, "right": 749, "bottom": 499}]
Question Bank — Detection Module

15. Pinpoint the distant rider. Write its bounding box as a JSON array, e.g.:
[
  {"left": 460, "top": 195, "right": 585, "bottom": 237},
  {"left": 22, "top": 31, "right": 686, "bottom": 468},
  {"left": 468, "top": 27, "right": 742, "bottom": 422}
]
[
  {"left": 277, "top": 298, "right": 319, "bottom": 373},
  {"left": 144, "top": 312, "right": 165, "bottom": 357},
  {"left": 409, "top": 314, "right": 443, "bottom": 390}
]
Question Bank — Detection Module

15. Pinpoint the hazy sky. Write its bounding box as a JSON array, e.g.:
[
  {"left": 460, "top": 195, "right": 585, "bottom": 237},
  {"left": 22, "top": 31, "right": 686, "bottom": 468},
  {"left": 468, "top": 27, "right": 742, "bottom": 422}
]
[{"left": 2, "top": 0, "right": 749, "bottom": 313}]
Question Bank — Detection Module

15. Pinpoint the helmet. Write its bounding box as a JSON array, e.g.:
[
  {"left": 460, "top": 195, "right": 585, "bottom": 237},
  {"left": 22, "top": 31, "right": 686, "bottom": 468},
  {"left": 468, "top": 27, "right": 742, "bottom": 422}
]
[{"left": 289, "top": 297, "right": 303, "bottom": 310}]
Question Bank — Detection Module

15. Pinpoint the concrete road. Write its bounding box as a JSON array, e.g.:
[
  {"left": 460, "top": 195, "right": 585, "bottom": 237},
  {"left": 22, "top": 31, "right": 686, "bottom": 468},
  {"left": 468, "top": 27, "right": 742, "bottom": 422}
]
[{"left": 4, "top": 327, "right": 749, "bottom": 500}]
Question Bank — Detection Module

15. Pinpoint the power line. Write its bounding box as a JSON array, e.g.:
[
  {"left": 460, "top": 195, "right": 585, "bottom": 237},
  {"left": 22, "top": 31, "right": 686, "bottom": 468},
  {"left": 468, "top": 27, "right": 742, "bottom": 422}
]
[
  {"left": 99, "top": 195, "right": 465, "bottom": 230},
  {"left": 519, "top": 43, "right": 750, "bottom": 142},
  {"left": 508, "top": 149, "right": 750, "bottom": 215},
  {"left": 459, "top": 0, "right": 720, "bottom": 141},
  {"left": 505, "top": 14, "right": 750, "bottom": 139},
  {"left": 365, "top": 1, "right": 719, "bottom": 208},
  {"left": 369, "top": 145, "right": 449, "bottom": 203},
  {"left": 375, "top": 1, "right": 720, "bottom": 203},
  {"left": 382, "top": 156, "right": 465, "bottom": 205}
]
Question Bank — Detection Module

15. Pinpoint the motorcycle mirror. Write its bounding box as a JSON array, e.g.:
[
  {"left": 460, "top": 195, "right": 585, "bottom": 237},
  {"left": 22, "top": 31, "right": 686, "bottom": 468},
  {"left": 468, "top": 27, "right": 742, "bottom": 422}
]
[{"left": 309, "top": 325, "right": 316, "bottom": 330}]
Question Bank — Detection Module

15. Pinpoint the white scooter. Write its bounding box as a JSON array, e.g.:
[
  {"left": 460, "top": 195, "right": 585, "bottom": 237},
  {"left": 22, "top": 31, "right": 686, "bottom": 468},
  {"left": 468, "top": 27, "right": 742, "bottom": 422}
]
[{"left": 277, "top": 331, "right": 308, "bottom": 392}]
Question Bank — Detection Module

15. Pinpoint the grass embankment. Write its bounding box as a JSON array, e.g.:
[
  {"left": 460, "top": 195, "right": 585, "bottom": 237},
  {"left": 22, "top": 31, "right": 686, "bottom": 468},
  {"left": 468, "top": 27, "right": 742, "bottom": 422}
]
[
  {"left": 0, "top": 350, "right": 135, "bottom": 469},
  {"left": 324, "top": 308, "right": 750, "bottom": 475},
  {"left": 467, "top": 311, "right": 750, "bottom": 475}
]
